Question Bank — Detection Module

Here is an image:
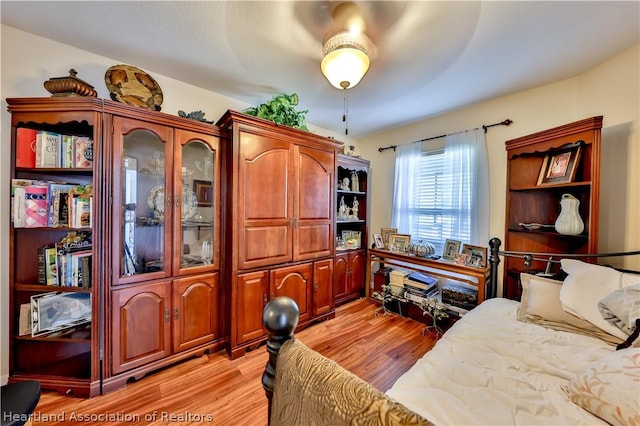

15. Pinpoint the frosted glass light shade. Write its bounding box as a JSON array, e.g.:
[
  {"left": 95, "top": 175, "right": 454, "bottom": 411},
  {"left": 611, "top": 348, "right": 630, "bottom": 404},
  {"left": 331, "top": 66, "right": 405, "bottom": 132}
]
[
  {"left": 321, "top": 47, "right": 370, "bottom": 89},
  {"left": 321, "top": 32, "right": 372, "bottom": 89}
]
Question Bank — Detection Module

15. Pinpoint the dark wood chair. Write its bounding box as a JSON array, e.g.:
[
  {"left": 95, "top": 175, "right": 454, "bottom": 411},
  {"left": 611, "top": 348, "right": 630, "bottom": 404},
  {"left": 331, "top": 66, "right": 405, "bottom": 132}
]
[{"left": 1, "top": 380, "right": 41, "bottom": 426}]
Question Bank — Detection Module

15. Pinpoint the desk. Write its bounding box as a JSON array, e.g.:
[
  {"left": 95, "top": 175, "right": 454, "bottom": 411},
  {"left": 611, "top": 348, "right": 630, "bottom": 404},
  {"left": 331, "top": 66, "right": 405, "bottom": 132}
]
[{"left": 366, "top": 248, "right": 491, "bottom": 304}]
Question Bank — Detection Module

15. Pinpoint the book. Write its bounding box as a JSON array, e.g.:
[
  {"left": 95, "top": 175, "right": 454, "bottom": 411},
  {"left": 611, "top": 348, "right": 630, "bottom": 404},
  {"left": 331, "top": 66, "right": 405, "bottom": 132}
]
[
  {"left": 44, "top": 246, "right": 59, "bottom": 286},
  {"left": 37, "top": 247, "right": 46, "bottom": 285},
  {"left": 16, "top": 128, "right": 38, "bottom": 168},
  {"left": 73, "top": 137, "right": 93, "bottom": 168},
  {"left": 48, "top": 183, "right": 75, "bottom": 227},
  {"left": 18, "top": 303, "right": 32, "bottom": 336},
  {"left": 36, "top": 131, "right": 61, "bottom": 168},
  {"left": 11, "top": 179, "right": 32, "bottom": 227},
  {"left": 24, "top": 184, "right": 49, "bottom": 227},
  {"left": 61, "top": 135, "right": 74, "bottom": 168}
]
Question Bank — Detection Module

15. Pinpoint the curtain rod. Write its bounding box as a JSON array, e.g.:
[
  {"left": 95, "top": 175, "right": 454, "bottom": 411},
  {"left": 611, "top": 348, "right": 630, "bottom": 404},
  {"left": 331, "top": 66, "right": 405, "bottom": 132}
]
[{"left": 378, "top": 119, "right": 513, "bottom": 153}]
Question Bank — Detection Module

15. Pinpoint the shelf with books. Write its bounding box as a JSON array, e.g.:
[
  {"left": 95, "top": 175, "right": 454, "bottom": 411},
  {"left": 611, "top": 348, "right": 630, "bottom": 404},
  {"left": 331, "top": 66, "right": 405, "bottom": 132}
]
[{"left": 8, "top": 97, "right": 101, "bottom": 397}]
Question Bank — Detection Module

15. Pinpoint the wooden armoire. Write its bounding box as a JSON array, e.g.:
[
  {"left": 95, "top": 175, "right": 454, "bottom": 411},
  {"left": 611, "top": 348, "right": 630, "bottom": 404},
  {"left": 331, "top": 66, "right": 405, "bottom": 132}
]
[{"left": 217, "top": 111, "right": 342, "bottom": 359}]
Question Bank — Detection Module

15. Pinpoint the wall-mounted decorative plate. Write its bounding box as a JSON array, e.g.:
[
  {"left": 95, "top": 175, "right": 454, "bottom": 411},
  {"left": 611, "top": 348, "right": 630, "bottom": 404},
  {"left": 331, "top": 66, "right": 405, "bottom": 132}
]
[{"left": 105, "top": 64, "right": 163, "bottom": 111}]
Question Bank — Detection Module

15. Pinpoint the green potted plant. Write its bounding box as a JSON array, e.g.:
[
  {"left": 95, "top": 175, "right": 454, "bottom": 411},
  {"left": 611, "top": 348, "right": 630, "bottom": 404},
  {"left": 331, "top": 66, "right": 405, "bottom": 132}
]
[{"left": 243, "top": 93, "right": 308, "bottom": 131}]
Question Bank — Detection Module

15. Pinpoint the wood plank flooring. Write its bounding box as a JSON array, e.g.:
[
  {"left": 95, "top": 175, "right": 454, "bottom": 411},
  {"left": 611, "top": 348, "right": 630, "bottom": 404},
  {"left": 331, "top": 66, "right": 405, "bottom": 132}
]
[{"left": 30, "top": 299, "right": 440, "bottom": 425}]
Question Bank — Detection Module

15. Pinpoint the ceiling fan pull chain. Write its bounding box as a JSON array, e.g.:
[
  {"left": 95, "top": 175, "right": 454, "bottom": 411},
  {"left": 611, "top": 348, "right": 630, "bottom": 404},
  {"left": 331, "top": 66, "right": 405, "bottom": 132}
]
[{"left": 343, "top": 88, "right": 349, "bottom": 135}]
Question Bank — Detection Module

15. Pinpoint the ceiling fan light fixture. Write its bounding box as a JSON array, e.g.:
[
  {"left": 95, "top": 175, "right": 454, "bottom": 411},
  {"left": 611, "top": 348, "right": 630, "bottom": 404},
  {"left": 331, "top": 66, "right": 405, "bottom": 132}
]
[{"left": 321, "top": 32, "right": 372, "bottom": 89}]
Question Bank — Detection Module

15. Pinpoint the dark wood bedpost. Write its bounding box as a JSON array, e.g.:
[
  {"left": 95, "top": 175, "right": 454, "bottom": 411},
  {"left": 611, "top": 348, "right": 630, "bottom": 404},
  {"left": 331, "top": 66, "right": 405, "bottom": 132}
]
[
  {"left": 262, "top": 297, "right": 299, "bottom": 425},
  {"left": 488, "top": 238, "right": 502, "bottom": 298}
]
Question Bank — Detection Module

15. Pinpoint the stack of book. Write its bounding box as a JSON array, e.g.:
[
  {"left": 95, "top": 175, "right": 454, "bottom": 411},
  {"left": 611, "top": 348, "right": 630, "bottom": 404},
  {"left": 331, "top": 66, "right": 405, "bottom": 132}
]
[
  {"left": 388, "top": 269, "right": 409, "bottom": 296},
  {"left": 37, "top": 233, "right": 92, "bottom": 288},
  {"left": 403, "top": 272, "right": 439, "bottom": 304},
  {"left": 16, "top": 128, "right": 93, "bottom": 169},
  {"left": 11, "top": 179, "right": 93, "bottom": 228}
]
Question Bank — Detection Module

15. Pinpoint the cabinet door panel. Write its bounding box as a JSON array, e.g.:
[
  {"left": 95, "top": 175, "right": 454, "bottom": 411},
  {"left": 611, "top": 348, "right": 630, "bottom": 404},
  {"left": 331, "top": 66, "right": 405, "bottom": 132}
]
[
  {"left": 236, "top": 271, "right": 268, "bottom": 344},
  {"left": 270, "top": 263, "right": 313, "bottom": 323},
  {"left": 349, "top": 251, "right": 365, "bottom": 295},
  {"left": 111, "top": 282, "right": 171, "bottom": 374},
  {"left": 313, "top": 259, "right": 334, "bottom": 316},
  {"left": 294, "top": 146, "right": 334, "bottom": 261},
  {"left": 239, "top": 132, "right": 293, "bottom": 268},
  {"left": 334, "top": 254, "right": 349, "bottom": 300},
  {"left": 173, "top": 273, "right": 219, "bottom": 352},
  {"left": 112, "top": 116, "right": 173, "bottom": 284}
]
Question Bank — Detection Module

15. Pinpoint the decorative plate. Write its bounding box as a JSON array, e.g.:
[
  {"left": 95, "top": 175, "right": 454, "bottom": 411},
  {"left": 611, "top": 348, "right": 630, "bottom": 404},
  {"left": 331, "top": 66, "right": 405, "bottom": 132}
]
[
  {"left": 105, "top": 64, "right": 163, "bottom": 111},
  {"left": 147, "top": 185, "right": 198, "bottom": 221}
]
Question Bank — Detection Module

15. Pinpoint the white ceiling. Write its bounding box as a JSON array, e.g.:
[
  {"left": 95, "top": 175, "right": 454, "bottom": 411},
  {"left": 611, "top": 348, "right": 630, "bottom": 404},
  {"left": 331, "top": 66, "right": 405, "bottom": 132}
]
[{"left": 2, "top": 1, "right": 639, "bottom": 137}]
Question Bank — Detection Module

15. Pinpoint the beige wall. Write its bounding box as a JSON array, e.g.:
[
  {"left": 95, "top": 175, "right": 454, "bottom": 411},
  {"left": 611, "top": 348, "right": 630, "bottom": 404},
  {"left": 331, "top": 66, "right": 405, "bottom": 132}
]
[
  {"left": 0, "top": 25, "right": 357, "bottom": 383},
  {"left": 360, "top": 44, "right": 639, "bottom": 270}
]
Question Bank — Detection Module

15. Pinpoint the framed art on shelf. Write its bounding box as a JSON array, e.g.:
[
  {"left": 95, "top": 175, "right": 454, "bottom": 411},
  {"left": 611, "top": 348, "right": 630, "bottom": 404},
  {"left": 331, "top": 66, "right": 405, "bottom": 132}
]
[
  {"left": 193, "top": 179, "right": 213, "bottom": 207},
  {"left": 373, "top": 233, "right": 385, "bottom": 249},
  {"left": 537, "top": 143, "right": 582, "bottom": 186},
  {"left": 461, "top": 244, "right": 488, "bottom": 268},
  {"left": 31, "top": 292, "right": 92, "bottom": 337},
  {"left": 443, "top": 239, "right": 461, "bottom": 261},
  {"left": 388, "top": 233, "right": 411, "bottom": 253},
  {"left": 381, "top": 227, "right": 398, "bottom": 248}
]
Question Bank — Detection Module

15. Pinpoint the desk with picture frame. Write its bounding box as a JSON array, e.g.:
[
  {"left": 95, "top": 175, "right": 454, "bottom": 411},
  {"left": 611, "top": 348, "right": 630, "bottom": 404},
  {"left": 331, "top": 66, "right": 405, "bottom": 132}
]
[{"left": 366, "top": 248, "right": 492, "bottom": 307}]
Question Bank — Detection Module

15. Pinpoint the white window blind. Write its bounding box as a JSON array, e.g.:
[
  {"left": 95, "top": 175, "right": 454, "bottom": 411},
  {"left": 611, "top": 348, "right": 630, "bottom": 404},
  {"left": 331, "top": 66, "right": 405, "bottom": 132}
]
[{"left": 412, "top": 149, "right": 471, "bottom": 252}]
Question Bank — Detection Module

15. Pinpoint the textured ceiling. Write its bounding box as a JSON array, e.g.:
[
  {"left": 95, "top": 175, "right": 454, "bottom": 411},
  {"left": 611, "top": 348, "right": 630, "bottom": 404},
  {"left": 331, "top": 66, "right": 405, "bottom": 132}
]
[{"left": 2, "top": 1, "right": 639, "bottom": 137}]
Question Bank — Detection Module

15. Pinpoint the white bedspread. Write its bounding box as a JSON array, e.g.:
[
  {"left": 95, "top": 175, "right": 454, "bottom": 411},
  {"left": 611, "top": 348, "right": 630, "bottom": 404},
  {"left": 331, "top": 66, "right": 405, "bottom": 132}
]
[{"left": 386, "top": 298, "right": 614, "bottom": 425}]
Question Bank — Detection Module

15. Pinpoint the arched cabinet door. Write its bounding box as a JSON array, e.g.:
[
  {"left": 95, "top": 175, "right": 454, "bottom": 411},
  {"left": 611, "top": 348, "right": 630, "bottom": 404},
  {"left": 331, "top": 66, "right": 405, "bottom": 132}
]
[
  {"left": 172, "top": 273, "right": 219, "bottom": 352},
  {"left": 111, "top": 281, "right": 171, "bottom": 374}
]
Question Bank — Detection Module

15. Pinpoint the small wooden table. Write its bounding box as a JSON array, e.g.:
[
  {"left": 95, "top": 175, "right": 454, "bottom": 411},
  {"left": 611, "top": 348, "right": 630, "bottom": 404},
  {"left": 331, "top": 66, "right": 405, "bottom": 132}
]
[{"left": 366, "top": 248, "right": 491, "bottom": 305}]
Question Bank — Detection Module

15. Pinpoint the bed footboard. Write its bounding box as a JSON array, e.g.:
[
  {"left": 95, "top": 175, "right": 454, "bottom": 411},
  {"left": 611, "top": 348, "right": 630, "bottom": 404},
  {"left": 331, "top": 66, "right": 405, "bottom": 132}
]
[{"left": 262, "top": 297, "right": 299, "bottom": 424}]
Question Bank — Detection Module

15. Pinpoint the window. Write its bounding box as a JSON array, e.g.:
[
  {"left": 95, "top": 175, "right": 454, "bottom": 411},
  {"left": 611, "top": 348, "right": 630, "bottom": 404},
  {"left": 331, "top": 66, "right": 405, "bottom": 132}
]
[
  {"left": 392, "top": 128, "right": 489, "bottom": 254},
  {"left": 412, "top": 149, "right": 471, "bottom": 253}
]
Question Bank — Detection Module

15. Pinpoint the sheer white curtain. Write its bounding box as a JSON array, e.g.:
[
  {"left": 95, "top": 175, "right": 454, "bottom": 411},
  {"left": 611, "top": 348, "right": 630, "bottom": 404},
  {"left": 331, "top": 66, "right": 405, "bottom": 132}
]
[
  {"left": 391, "top": 142, "right": 422, "bottom": 232},
  {"left": 444, "top": 128, "right": 489, "bottom": 246}
]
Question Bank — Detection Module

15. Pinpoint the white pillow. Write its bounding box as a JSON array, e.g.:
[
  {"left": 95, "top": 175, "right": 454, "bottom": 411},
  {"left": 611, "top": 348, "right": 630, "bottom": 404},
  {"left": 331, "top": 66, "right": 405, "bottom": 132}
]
[{"left": 559, "top": 259, "right": 635, "bottom": 340}]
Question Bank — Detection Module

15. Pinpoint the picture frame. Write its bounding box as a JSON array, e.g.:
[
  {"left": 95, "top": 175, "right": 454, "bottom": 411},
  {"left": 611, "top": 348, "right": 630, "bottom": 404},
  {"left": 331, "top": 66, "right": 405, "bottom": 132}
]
[
  {"left": 341, "top": 230, "right": 353, "bottom": 242},
  {"left": 373, "top": 233, "right": 385, "bottom": 249},
  {"left": 31, "top": 292, "right": 92, "bottom": 337},
  {"left": 193, "top": 179, "right": 213, "bottom": 207},
  {"left": 381, "top": 227, "right": 398, "bottom": 248},
  {"left": 443, "top": 239, "right": 461, "bottom": 261},
  {"left": 537, "top": 143, "right": 582, "bottom": 186},
  {"left": 388, "top": 233, "right": 411, "bottom": 253},
  {"left": 461, "top": 244, "right": 488, "bottom": 268}
]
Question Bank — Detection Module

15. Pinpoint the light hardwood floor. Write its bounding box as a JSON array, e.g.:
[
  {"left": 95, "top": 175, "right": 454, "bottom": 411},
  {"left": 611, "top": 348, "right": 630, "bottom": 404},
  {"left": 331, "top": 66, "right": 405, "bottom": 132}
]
[{"left": 31, "top": 299, "right": 439, "bottom": 425}]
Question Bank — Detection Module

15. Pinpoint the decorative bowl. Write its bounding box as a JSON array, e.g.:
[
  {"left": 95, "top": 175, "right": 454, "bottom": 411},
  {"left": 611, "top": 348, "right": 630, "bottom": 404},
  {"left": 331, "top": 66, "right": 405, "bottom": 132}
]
[{"left": 44, "top": 69, "right": 97, "bottom": 97}]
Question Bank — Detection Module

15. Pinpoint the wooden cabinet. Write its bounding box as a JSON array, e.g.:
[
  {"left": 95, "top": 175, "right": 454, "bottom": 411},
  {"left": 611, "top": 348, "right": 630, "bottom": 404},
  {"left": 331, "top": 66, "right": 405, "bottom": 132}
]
[
  {"left": 503, "top": 116, "right": 602, "bottom": 299},
  {"left": 7, "top": 97, "right": 103, "bottom": 397},
  {"left": 218, "top": 110, "right": 341, "bottom": 358},
  {"left": 335, "top": 155, "right": 369, "bottom": 305},
  {"left": 334, "top": 250, "right": 365, "bottom": 305},
  {"left": 7, "top": 97, "right": 224, "bottom": 396}
]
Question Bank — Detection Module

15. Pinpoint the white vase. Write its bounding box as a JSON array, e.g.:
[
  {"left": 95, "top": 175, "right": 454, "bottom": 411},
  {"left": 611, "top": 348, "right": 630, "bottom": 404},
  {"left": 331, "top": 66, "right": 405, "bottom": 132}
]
[{"left": 554, "top": 194, "right": 584, "bottom": 235}]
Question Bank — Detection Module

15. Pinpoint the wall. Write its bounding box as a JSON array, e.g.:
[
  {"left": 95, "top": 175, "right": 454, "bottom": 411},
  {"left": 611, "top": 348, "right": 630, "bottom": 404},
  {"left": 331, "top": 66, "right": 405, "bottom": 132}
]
[
  {"left": 360, "top": 44, "right": 639, "bottom": 273},
  {"left": 0, "top": 25, "right": 357, "bottom": 383}
]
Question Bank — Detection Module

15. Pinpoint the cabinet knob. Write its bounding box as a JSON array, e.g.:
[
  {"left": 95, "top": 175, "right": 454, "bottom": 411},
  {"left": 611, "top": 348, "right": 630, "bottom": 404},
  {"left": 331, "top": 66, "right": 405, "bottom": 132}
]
[
  {"left": 263, "top": 293, "right": 267, "bottom": 306},
  {"left": 164, "top": 309, "right": 170, "bottom": 322},
  {"left": 313, "top": 282, "right": 318, "bottom": 292},
  {"left": 174, "top": 307, "right": 179, "bottom": 320}
]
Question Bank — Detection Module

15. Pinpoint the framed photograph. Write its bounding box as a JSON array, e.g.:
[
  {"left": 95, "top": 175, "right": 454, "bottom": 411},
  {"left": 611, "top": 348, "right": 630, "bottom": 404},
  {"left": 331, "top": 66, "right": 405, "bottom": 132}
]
[
  {"left": 193, "top": 179, "right": 214, "bottom": 207},
  {"left": 31, "top": 292, "right": 92, "bottom": 337},
  {"left": 381, "top": 227, "right": 398, "bottom": 248},
  {"left": 537, "top": 144, "right": 582, "bottom": 186},
  {"left": 373, "top": 233, "right": 385, "bottom": 249},
  {"left": 388, "top": 233, "right": 411, "bottom": 253},
  {"left": 454, "top": 253, "right": 469, "bottom": 265},
  {"left": 443, "top": 239, "right": 461, "bottom": 260},
  {"left": 461, "top": 244, "right": 488, "bottom": 268},
  {"left": 341, "top": 230, "right": 353, "bottom": 242}
]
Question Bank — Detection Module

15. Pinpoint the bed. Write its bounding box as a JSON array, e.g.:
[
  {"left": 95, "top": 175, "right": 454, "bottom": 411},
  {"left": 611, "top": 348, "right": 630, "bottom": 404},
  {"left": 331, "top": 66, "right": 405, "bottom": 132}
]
[{"left": 261, "top": 239, "right": 640, "bottom": 426}]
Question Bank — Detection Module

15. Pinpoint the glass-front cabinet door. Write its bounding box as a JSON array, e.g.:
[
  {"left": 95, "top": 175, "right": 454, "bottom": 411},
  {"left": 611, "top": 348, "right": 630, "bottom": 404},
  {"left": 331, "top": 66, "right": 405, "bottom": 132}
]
[
  {"left": 174, "top": 129, "right": 219, "bottom": 274},
  {"left": 113, "top": 117, "right": 173, "bottom": 284}
]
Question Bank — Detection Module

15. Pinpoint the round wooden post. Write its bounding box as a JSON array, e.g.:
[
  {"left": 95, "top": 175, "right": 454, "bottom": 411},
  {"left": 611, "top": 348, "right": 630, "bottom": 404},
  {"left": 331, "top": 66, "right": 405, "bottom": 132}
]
[{"left": 262, "top": 297, "right": 299, "bottom": 425}]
